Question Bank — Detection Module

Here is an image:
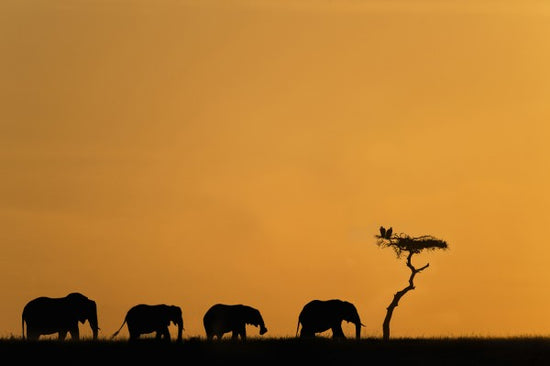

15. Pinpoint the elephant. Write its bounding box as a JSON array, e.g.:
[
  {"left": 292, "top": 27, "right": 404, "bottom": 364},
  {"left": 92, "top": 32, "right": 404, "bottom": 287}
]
[
  {"left": 296, "top": 299, "right": 364, "bottom": 339},
  {"left": 112, "top": 304, "right": 183, "bottom": 342},
  {"left": 203, "top": 303, "right": 268, "bottom": 340},
  {"left": 21, "top": 292, "right": 99, "bottom": 341}
]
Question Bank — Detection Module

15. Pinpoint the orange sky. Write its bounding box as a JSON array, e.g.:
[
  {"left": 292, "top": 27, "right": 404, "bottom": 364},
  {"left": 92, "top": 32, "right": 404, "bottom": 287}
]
[{"left": 1, "top": 0, "right": 550, "bottom": 339}]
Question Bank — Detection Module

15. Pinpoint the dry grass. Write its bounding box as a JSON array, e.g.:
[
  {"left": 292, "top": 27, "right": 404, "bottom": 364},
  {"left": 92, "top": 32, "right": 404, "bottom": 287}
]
[{"left": 2, "top": 336, "right": 550, "bottom": 365}]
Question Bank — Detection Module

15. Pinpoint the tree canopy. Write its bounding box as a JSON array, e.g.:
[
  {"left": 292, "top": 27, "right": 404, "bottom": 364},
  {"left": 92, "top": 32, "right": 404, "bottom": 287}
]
[{"left": 376, "top": 227, "right": 448, "bottom": 257}]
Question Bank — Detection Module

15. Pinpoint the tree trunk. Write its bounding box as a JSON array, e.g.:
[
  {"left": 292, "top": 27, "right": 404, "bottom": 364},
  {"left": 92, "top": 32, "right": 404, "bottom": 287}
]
[{"left": 382, "top": 251, "right": 429, "bottom": 341}]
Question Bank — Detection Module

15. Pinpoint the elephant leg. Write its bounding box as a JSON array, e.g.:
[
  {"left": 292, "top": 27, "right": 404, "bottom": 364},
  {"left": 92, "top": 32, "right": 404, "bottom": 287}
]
[
  {"left": 129, "top": 331, "right": 140, "bottom": 342},
  {"left": 331, "top": 325, "right": 346, "bottom": 339},
  {"left": 27, "top": 330, "right": 40, "bottom": 341},
  {"left": 299, "top": 328, "right": 314, "bottom": 338},
  {"left": 234, "top": 324, "right": 246, "bottom": 340},
  {"left": 231, "top": 330, "right": 239, "bottom": 340},
  {"left": 162, "top": 328, "right": 171, "bottom": 341},
  {"left": 58, "top": 330, "right": 68, "bottom": 341},
  {"left": 69, "top": 326, "right": 80, "bottom": 340},
  {"left": 156, "top": 327, "right": 170, "bottom": 341}
]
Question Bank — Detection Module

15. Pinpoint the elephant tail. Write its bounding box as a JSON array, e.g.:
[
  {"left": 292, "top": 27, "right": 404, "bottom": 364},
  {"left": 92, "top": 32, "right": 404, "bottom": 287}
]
[
  {"left": 21, "top": 314, "right": 25, "bottom": 340},
  {"left": 295, "top": 319, "right": 301, "bottom": 337},
  {"left": 111, "top": 318, "right": 127, "bottom": 339}
]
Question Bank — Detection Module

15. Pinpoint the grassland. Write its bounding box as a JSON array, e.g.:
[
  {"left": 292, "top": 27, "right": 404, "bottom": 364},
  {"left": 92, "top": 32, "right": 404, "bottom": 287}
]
[{"left": 2, "top": 337, "right": 550, "bottom": 365}]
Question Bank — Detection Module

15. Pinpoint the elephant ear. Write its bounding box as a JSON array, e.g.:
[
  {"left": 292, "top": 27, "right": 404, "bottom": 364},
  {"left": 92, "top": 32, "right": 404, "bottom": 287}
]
[
  {"left": 76, "top": 302, "right": 89, "bottom": 323},
  {"left": 171, "top": 306, "right": 182, "bottom": 322},
  {"left": 66, "top": 302, "right": 86, "bottom": 323},
  {"left": 77, "top": 299, "right": 93, "bottom": 323},
  {"left": 251, "top": 308, "right": 264, "bottom": 327},
  {"left": 65, "top": 293, "right": 88, "bottom": 323}
]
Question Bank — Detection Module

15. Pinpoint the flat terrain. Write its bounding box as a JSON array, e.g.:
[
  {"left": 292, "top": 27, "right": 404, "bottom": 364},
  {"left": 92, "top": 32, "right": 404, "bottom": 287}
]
[{"left": 2, "top": 337, "right": 550, "bottom": 365}]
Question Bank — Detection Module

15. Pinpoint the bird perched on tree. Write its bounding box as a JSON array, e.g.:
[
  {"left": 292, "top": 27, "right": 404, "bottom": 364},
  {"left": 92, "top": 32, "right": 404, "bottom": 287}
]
[
  {"left": 379, "top": 226, "right": 386, "bottom": 239},
  {"left": 385, "top": 227, "right": 393, "bottom": 239}
]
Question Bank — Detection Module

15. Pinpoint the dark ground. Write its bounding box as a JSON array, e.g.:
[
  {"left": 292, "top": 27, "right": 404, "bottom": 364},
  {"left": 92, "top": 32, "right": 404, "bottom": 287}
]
[{"left": 3, "top": 337, "right": 550, "bottom": 365}]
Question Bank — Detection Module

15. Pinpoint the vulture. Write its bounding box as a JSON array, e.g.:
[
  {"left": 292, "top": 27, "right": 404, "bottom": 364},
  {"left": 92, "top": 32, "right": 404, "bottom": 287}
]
[
  {"left": 385, "top": 227, "right": 393, "bottom": 239},
  {"left": 379, "top": 226, "right": 386, "bottom": 238}
]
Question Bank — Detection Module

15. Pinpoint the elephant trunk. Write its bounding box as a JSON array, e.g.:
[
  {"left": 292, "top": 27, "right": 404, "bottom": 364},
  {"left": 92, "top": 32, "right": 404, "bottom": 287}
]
[
  {"left": 259, "top": 321, "right": 268, "bottom": 335},
  {"left": 175, "top": 318, "right": 183, "bottom": 341},
  {"left": 255, "top": 316, "right": 267, "bottom": 335},
  {"left": 89, "top": 303, "right": 99, "bottom": 340},
  {"left": 348, "top": 311, "right": 362, "bottom": 340}
]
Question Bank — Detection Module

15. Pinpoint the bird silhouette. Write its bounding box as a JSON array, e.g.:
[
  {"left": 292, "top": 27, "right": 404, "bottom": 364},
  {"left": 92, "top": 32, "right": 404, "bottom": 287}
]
[
  {"left": 379, "top": 226, "right": 386, "bottom": 238},
  {"left": 385, "top": 227, "right": 393, "bottom": 239}
]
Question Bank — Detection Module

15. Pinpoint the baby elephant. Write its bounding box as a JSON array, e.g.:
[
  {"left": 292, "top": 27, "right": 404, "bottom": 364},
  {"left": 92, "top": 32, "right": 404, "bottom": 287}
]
[
  {"left": 112, "top": 304, "right": 183, "bottom": 342},
  {"left": 203, "top": 303, "right": 267, "bottom": 340}
]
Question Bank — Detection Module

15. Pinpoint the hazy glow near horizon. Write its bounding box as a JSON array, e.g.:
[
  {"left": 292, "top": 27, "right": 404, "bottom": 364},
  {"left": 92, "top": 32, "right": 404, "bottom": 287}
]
[{"left": 1, "top": 0, "right": 550, "bottom": 339}]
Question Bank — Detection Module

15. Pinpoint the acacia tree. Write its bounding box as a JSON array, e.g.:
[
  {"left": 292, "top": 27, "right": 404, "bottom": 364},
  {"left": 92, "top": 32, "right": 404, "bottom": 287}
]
[{"left": 375, "top": 226, "right": 448, "bottom": 340}]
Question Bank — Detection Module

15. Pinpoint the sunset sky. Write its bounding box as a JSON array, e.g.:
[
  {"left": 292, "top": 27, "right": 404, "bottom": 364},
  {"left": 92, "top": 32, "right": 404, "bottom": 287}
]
[{"left": 2, "top": 0, "right": 550, "bottom": 339}]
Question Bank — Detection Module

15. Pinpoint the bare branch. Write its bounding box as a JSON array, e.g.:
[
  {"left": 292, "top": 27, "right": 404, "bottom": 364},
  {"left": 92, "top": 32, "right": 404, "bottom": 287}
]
[{"left": 417, "top": 263, "right": 430, "bottom": 272}]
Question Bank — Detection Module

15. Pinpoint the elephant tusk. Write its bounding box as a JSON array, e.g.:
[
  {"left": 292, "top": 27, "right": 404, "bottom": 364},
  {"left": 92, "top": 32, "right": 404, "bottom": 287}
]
[{"left": 361, "top": 323, "right": 366, "bottom": 327}]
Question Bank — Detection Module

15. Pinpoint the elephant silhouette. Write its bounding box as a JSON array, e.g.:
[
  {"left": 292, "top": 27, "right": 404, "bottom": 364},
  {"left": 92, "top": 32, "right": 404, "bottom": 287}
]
[
  {"left": 203, "top": 303, "right": 267, "bottom": 340},
  {"left": 296, "top": 299, "right": 364, "bottom": 339},
  {"left": 112, "top": 304, "right": 184, "bottom": 342},
  {"left": 22, "top": 292, "right": 99, "bottom": 340}
]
